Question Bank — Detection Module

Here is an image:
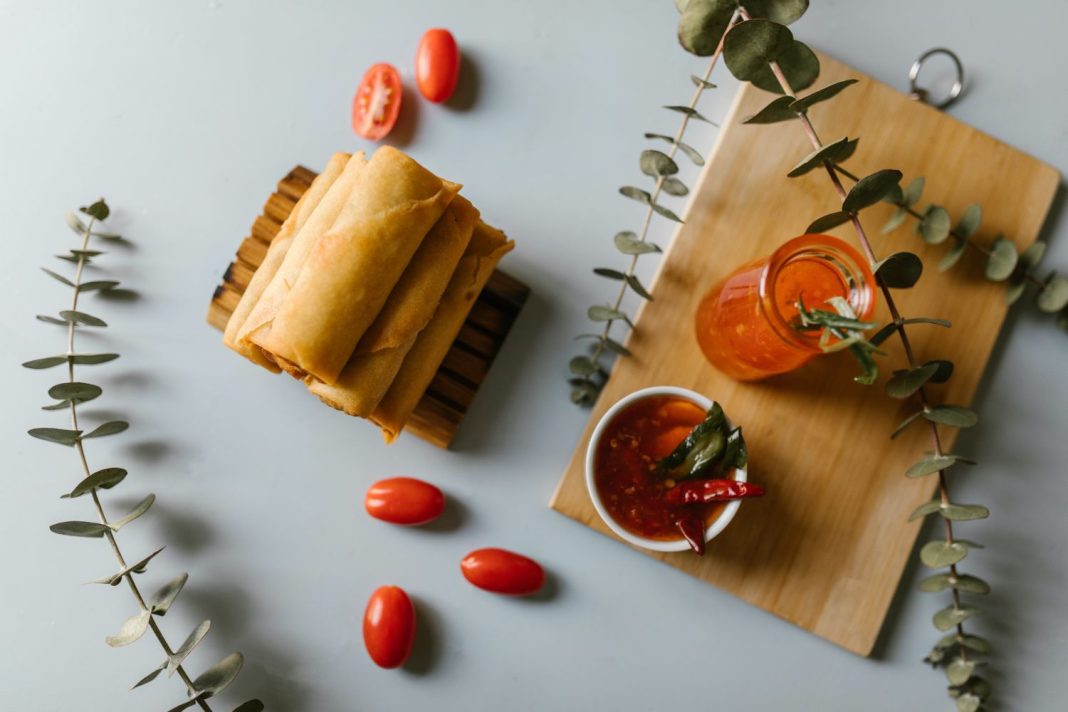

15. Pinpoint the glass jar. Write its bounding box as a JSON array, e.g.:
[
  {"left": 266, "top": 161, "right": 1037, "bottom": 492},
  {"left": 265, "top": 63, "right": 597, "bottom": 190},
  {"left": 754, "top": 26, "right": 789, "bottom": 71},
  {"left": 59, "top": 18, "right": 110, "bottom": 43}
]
[{"left": 694, "top": 234, "right": 877, "bottom": 381}]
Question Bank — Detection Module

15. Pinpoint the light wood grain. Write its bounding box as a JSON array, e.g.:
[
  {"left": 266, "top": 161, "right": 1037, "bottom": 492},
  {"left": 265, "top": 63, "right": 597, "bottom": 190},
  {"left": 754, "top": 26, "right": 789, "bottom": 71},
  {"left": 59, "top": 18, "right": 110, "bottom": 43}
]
[{"left": 549, "top": 51, "right": 1059, "bottom": 656}]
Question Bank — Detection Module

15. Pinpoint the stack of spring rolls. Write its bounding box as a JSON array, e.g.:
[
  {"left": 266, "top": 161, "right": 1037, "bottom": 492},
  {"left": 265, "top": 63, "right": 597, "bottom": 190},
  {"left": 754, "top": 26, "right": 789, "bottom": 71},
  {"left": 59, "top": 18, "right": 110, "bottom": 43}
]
[{"left": 222, "top": 146, "right": 514, "bottom": 442}]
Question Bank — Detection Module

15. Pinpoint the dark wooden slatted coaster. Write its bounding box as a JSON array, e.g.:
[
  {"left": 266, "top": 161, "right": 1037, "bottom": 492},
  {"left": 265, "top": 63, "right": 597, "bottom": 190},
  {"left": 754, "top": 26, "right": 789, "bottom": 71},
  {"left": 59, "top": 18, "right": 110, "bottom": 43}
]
[{"left": 207, "top": 166, "right": 529, "bottom": 448}]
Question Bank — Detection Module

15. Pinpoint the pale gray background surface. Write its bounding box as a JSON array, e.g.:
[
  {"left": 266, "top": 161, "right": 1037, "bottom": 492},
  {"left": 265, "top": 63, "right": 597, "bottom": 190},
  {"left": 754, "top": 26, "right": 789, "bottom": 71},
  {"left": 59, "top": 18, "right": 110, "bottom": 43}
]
[{"left": 2, "top": 1, "right": 1066, "bottom": 710}]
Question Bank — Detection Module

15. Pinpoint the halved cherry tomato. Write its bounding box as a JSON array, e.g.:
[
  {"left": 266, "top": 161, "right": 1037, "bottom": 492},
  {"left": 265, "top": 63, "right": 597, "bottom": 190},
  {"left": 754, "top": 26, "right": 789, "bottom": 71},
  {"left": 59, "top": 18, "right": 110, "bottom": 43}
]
[
  {"left": 365, "top": 477, "right": 445, "bottom": 526},
  {"left": 352, "top": 63, "right": 402, "bottom": 140},
  {"left": 415, "top": 29, "right": 460, "bottom": 103},
  {"left": 363, "top": 585, "right": 416, "bottom": 669},
  {"left": 460, "top": 548, "right": 545, "bottom": 596}
]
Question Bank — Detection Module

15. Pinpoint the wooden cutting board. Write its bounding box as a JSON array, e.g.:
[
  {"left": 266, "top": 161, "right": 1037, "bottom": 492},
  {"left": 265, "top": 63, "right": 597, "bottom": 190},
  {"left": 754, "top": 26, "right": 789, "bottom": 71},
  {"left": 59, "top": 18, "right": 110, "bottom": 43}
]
[{"left": 550, "top": 51, "right": 1059, "bottom": 655}]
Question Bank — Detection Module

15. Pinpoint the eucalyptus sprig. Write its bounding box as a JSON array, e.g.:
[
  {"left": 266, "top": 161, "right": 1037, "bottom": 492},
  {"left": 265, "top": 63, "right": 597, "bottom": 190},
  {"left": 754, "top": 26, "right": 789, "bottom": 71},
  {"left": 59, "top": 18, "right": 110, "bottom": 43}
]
[
  {"left": 24, "top": 200, "right": 262, "bottom": 712},
  {"left": 835, "top": 165, "right": 1068, "bottom": 330},
  {"left": 712, "top": 2, "right": 994, "bottom": 708},
  {"left": 794, "top": 295, "right": 883, "bottom": 385},
  {"left": 566, "top": 6, "right": 744, "bottom": 406}
]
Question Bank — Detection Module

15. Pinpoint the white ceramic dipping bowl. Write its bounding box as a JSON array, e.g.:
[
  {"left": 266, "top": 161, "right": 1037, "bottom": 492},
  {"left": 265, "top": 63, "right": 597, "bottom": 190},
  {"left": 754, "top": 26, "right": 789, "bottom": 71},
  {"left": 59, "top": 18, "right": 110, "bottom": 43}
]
[{"left": 585, "top": 385, "right": 748, "bottom": 553}]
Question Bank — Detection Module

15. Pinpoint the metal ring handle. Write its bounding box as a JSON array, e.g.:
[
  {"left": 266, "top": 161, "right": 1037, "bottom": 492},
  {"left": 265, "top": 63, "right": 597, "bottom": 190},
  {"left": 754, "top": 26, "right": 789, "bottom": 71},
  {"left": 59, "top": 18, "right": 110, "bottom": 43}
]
[{"left": 908, "top": 48, "right": 964, "bottom": 110}]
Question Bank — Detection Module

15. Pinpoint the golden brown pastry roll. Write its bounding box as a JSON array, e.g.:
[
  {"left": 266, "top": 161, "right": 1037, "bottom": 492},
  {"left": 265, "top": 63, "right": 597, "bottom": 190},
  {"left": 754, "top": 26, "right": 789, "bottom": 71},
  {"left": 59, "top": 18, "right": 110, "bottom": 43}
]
[
  {"left": 223, "top": 152, "right": 350, "bottom": 372},
  {"left": 253, "top": 146, "right": 461, "bottom": 384},
  {"left": 370, "top": 220, "right": 514, "bottom": 442},
  {"left": 308, "top": 196, "right": 480, "bottom": 415},
  {"left": 236, "top": 152, "right": 369, "bottom": 371}
]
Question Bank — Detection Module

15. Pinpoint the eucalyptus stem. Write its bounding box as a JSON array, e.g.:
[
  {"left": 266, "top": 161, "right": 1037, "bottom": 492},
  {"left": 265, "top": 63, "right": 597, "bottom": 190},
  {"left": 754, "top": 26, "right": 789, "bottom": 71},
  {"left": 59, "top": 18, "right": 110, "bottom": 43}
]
[
  {"left": 741, "top": 1, "right": 983, "bottom": 692},
  {"left": 62, "top": 217, "right": 213, "bottom": 710}
]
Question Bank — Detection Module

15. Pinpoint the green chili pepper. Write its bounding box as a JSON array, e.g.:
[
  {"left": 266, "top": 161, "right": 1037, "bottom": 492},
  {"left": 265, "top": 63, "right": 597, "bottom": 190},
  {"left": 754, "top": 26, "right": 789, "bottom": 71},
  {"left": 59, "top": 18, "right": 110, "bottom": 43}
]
[{"left": 657, "top": 403, "right": 743, "bottom": 479}]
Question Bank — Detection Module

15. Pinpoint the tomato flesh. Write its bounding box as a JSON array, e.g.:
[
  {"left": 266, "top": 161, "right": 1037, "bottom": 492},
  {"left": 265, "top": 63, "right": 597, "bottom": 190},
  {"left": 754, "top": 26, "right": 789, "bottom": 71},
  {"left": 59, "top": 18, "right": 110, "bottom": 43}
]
[
  {"left": 352, "top": 63, "right": 402, "bottom": 140},
  {"left": 416, "top": 29, "right": 460, "bottom": 103},
  {"left": 461, "top": 548, "right": 545, "bottom": 596},
  {"left": 365, "top": 477, "right": 445, "bottom": 526},
  {"left": 363, "top": 585, "right": 416, "bottom": 669}
]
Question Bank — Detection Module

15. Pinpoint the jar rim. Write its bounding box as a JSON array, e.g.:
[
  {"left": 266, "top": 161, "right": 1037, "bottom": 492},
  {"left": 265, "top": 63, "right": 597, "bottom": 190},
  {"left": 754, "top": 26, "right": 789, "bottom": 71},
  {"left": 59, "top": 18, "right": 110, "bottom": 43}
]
[{"left": 757, "top": 234, "right": 877, "bottom": 352}]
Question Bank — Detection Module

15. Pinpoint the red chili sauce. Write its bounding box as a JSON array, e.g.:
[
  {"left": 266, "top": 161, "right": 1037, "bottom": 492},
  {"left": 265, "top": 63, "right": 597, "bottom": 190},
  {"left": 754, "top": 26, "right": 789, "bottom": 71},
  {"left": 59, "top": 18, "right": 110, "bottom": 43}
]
[{"left": 594, "top": 395, "right": 727, "bottom": 541}]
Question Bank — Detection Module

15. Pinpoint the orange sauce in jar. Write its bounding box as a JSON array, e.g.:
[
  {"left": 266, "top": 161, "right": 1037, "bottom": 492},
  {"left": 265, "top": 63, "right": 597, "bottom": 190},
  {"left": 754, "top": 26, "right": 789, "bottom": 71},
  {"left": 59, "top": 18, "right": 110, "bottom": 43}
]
[
  {"left": 594, "top": 395, "right": 726, "bottom": 541},
  {"left": 695, "top": 234, "right": 876, "bottom": 381}
]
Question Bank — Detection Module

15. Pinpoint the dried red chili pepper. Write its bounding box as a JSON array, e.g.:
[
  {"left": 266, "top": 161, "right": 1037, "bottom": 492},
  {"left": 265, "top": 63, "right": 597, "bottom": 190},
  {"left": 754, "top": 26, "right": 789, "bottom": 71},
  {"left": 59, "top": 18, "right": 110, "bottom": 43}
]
[
  {"left": 675, "top": 510, "right": 706, "bottom": 556},
  {"left": 665, "top": 479, "right": 765, "bottom": 506}
]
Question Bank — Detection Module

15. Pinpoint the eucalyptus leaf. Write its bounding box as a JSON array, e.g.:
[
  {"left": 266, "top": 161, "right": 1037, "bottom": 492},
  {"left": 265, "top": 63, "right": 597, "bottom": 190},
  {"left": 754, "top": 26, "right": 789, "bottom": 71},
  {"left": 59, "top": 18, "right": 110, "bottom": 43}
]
[
  {"left": 660, "top": 177, "right": 689, "bottom": 196},
  {"left": 50, "top": 520, "right": 109, "bottom": 538},
  {"left": 233, "top": 702, "right": 266, "bottom": 712},
  {"left": 885, "top": 362, "right": 938, "bottom": 398},
  {"left": 881, "top": 207, "right": 909, "bottom": 234},
  {"left": 28, "top": 427, "right": 82, "bottom": 445},
  {"left": 906, "top": 453, "right": 974, "bottom": 478},
  {"left": 789, "top": 79, "right": 857, "bottom": 113},
  {"left": 602, "top": 337, "right": 631, "bottom": 356},
  {"left": 959, "top": 634, "right": 993, "bottom": 653},
  {"left": 65, "top": 211, "right": 88, "bottom": 235},
  {"left": 41, "top": 267, "right": 75, "bottom": 287},
  {"left": 111, "top": 494, "right": 156, "bottom": 530},
  {"left": 909, "top": 500, "right": 942, "bottom": 521},
  {"left": 1021, "top": 240, "right": 1047, "bottom": 268},
  {"left": 65, "top": 467, "right": 127, "bottom": 498},
  {"left": 743, "top": 95, "right": 798, "bottom": 124},
  {"left": 956, "top": 203, "right": 982, "bottom": 238},
  {"left": 806, "top": 211, "right": 852, "bottom": 233},
  {"left": 71, "top": 353, "right": 120, "bottom": 365},
  {"left": 588, "top": 306, "right": 631, "bottom": 326},
  {"left": 939, "top": 239, "right": 968, "bottom": 272},
  {"left": 644, "top": 133, "right": 705, "bottom": 165},
  {"left": 80, "top": 199, "right": 110, "bottom": 221},
  {"left": 131, "top": 665, "right": 165, "bottom": 690},
  {"left": 984, "top": 235, "right": 1018, "bottom": 281},
  {"left": 78, "top": 280, "right": 119, "bottom": 293},
  {"left": 933, "top": 605, "right": 978, "bottom": 631},
  {"left": 890, "top": 410, "right": 924, "bottom": 439},
  {"left": 569, "top": 356, "right": 597, "bottom": 376},
  {"left": 921, "top": 540, "right": 969, "bottom": 568},
  {"left": 918, "top": 573, "right": 953, "bottom": 592},
  {"left": 677, "top": 0, "right": 736, "bottom": 56},
  {"left": 48, "top": 381, "right": 102, "bottom": 403},
  {"left": 626, "top": 274, "right": 654, "bottom": 300},
  {"left": 956, "top": 693, "right": 982, "bottom": 712},
  {"left": 744, "top": 0, "right": 809, "bottom": 24},
  {"left": 691, "top": 74, "right": 717, "bottom": 89},
  {"left": 21, "top": 356, "right": 68, "bottom": 369},
  {"left": 36, "top": 315, "right": 68, "bottom": 325},
  {"left": 941, "top": 503, "right": 990, "bottom": 521},
  {"left": 790, "top": 137, "right": 858, "bottom": 178},
  {"left": 106, "top": 609, "right": 152, "bottom": 647},
  {"left": 639, "top": 149, "right": 679, "bottom": 177},
  {"left": 1036, "top": 273, "right": 1068, "bottom": 312},
  {"left": 90, "top": 546, "right": 165, "bottom": 586},
  {"left": 192, "top": 652, "right": 244, "bottom": 697},
  {"left": 570, "top": 381, "right": 599, "bottom": 405},
  {"left": 59, "top": 309, "right": 107, "bottom": 327},
  {"left": 875, "top": 252, "right": 923, "bottom": 289},
  {"left": 168, "top": 620, "right": 212, "bottom": 675},
  {"left": 749, "top": 40, "right": 820, "bottom": 94},
  {"left": 619, "top": 186, "right": 651, "bottom": 205},
  {"left": 902, "top": 177, "right": 925, "bottom": 207},
  {"left": 723, "top": 19, "right": 793, "bottom": 81},
  {"left": 919, "top": 205, "right": 951, "bottom": 245},
  {"left": 151, "top": 573, "right": 189, "bottom": 616},
  {"left": 614, "top": 231, "right": 660, "bottom": 255},
  {"left": 83, "top": 420, "right": 129, "bottom": 438},
  {"left": 946, "top": 658, "right": 976, "bottom": 686},
  {"left": 842, "top": 170, "right": 903, "bottom": 213},
  {"left": 651, "top": 202, "right": 684, "bottom": 222},
  {"left": 920, "top": 573, "right": 990, "bottom": 595},
  {"left": 663, "top": 105, "right": 713, "bottom": 124},
  {"left": 925, "top": 405, "right": 979, "bottom": 428},
  {"left": 593, "top": 267, "right": 626, "bottom": 280}
]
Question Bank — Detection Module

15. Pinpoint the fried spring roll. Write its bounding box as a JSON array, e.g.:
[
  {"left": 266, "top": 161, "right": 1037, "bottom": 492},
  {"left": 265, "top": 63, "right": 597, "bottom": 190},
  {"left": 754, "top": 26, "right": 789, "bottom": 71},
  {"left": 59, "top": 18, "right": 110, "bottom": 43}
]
[
  {"left": 307, "top": 196, "right": 480, "bottom": 415},
  {"left": 236, "top": 152, "right": 369, "bottom": 370},
  {"left": 370, "top": 221, "right": 514, "bottom": 442},
  {"left": 253, "top": 146, "right": 461, "bottom": 383},
  {"left": 223, "top": 152, "right": 350, "bottom": 372}
]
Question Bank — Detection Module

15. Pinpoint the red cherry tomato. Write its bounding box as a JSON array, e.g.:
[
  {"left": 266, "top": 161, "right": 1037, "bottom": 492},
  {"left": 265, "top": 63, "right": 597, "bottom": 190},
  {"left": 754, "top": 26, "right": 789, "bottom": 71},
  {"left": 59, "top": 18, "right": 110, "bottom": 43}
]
[
  {"left": 415, "top": 29, "right": 460, "bottom": 103},
  {"left": 362, "top": 586, "right": 416, "bottom": 669},
  {"left": 365, "top": 477, "right": 445, "bottom": 526},
  {"left": 352, "top": 63, "right": 402, "bottom": 140},
  {"left": 460, "top": 548, "right": 545, "bottom": 596}
]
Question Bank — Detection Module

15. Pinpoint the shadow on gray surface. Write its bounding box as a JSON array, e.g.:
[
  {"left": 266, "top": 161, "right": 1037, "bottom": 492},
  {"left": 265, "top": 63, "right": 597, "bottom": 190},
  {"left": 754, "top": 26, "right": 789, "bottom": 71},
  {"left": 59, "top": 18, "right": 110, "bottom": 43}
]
[
  {"left": 404, "top": 594, "right": 443, "bottom": 676},
  {"left": 445, "top": 52, "right": 480, "bottom": 112},
  {"left": 420, "top": 493, "right": 468, "bottom": 534},
  {"left": 385, "top": 83, "right": 421, "bottom": 149}
]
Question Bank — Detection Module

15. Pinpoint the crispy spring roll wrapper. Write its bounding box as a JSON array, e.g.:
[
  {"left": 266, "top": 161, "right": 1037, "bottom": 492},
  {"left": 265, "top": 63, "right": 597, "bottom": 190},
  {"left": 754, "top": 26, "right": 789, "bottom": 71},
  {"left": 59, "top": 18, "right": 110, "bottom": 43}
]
[
  {"left": 237, "top": 152, "right": 369, "bottom": 370},
  {"left": 222, "top": 153, "right": 351, "bottom": 372},
  {"left": 254, "top": 146, "right": 461, "bottom": 384},
  {"left": 307, "top": 196, "right": 480, "bottom": 416},
  {"left": 370, "top": 221, "right": 514, "bottom": 442}
]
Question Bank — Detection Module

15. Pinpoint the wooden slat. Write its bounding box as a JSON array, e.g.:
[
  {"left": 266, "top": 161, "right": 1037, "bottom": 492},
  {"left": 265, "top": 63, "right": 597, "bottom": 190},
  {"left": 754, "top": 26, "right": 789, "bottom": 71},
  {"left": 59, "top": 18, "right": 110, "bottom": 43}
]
[
  {"left": 549, "top": 51, "right": 1059, "bottom": 655},
  {"left": 207, "top": 164, "right": 529, "bottom": 448}
]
